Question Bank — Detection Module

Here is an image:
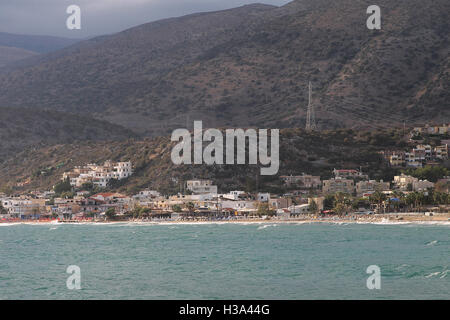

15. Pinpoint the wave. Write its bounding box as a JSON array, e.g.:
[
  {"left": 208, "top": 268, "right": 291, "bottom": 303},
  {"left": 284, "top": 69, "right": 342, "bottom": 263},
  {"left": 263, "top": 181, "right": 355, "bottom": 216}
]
[
  {"left": 257, "top": 224, "right": 279, "bottom": 230},
  {"left": 1, "top": 220, "right": 449, "bottom": 227},
  {"left": 425, "top": 272, "right": 441, "bottom": 278},
  {"left": 425, "top": 270, "right": 449, "bottom": 279}
]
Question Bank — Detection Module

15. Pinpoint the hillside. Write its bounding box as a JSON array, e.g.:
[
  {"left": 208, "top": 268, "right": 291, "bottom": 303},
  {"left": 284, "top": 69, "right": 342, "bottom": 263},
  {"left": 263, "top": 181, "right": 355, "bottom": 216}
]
[
  {"left": 0, "top": 1, "right": 448, "bottom": 136},
  {"left": 0, "top": 32, "right": 79, "bottom": 53},
  {"left": 0, "top": 46, "right": 37, "bottom": 67},
  {"left": 0, "top": 107, "right": 136, "bottom": 161},
  {"left": 0, "top": 128, "right": 411, "bottom": 194}
]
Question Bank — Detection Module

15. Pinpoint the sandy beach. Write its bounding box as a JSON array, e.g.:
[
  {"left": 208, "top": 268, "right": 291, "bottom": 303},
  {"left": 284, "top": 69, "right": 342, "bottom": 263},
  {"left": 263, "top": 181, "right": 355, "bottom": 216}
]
[{"left": 2, "top": 213, "right": 450, "bottom": 226}]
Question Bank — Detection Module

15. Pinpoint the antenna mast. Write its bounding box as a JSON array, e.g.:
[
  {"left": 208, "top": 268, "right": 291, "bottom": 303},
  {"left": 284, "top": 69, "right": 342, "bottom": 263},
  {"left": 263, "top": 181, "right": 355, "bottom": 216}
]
[{"left": 305, "top": 81, "right": 317, "bottom": 131}]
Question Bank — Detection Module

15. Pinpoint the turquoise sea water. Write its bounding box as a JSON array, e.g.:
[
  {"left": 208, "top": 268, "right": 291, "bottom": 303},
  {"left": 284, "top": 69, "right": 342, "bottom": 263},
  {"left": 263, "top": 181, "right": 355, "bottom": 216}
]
[{"left": 0, "top": 222, "right": 448, "bottom": 300}]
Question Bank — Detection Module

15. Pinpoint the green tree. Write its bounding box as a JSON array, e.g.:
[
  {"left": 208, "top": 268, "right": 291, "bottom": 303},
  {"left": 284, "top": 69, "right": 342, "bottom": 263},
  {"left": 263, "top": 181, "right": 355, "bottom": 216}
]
[
  {"left": 309, "top": 200, "right": 318, "bottom": 214},
  {"left": 403, "top": 166, "right": 449, "bottom": 183},
  {"left": 334, "top": 203, "right": 347, "bottom": 215},
  {"left": 105, "top": 208, "right": 116, "bottom": 220},
  {"left": 107, "top": 178, "right": 120, "bottom": 188},
  {"left": 81, "top": 182, "right": 94, "bottom": 191},
  {"left": 405, "top": 192, "right": 427, "bottom": 211},
  {"left": 324, "top": 195, "right": 335, "bottom": 210},
  {"left": 370, "top": 191, "right": 387, "bottom": 213},
  {"left": 54, "top": 178, "right": 72, "bottom": 194},
  {"left": 185, "top": 202, "right": 195, "bottom": 214},
  {"left": 405, "top": 192, "right": 417, "bottom": 209},
  {"left": 131, "top": 206, "right": 146, "bottom": 219},
  {"left": 333, "top": 192, "right": 352, "bottom": 214},
  {"left": 172, "top": 205, "right": 182, "bottom": 213},
  {"left": 140, "top": 207, "right": 151, "bottom": 218},
  {"left": 61, "top": 191, "right": 75, "bottom": 199},
  {"left": 257, "top": 202, "right": 276, "bottom": 216}
]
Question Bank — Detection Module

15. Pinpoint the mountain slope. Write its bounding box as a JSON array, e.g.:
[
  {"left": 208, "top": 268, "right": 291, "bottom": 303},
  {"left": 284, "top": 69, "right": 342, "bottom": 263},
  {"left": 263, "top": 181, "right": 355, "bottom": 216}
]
[
  {"left": 0, "top": 107, "right": 136, "bottom": 161},
  {"left": 0, "top": 128, "right": 409, "bottom": 194},
  {"left": 0, "top": 46, "right": 37, "bottom": 67},
  {"left": 0, "top": 1, "right": 448, "bottom": 135},
  {"left": 0, "top": 32, "right": 80, "bottom": 54}
]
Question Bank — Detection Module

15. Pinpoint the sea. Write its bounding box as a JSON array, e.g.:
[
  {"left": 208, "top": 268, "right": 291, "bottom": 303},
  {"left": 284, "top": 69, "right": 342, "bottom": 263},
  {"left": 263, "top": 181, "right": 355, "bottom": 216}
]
[{"left": 0, "top": 222, "right": 448, "bottom": 300}]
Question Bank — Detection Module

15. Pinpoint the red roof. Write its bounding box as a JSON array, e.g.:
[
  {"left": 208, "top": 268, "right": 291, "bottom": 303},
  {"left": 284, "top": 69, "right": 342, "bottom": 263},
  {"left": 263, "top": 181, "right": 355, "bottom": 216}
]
[{"left": 92, "top": 193, "right": 116, "bottom": 197}]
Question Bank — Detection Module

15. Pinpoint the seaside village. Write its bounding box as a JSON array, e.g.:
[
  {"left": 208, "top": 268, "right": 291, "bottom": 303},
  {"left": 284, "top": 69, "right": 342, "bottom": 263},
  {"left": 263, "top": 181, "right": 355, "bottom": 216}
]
[{"left": 1, "top": 124, "right": 449, "bottom": 222}]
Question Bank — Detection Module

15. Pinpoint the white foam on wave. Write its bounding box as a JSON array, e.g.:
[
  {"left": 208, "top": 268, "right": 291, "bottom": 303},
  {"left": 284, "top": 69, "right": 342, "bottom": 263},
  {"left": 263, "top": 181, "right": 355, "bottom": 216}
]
[
  {"left": 257, "top": 224, "right": 279, "bottom": 230},
  {"left": 395, "top": 264, "right": 410, "bottom": 271},
  {"left": 425, "top": 270, "right": 449, "bottom": 279},
  {"left": 1, "top": 219, "right": 449, "bottom": 227},
  {"left": 425, "top": 272, "right": 441, "bottom": 278},
  {"left": 0, "top": 223, "right": 21, "bottom": 227}
]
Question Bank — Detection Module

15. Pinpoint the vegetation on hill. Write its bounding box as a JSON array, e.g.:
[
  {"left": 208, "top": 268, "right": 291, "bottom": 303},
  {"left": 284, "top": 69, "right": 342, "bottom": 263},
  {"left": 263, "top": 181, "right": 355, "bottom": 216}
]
[
  {"left": 0, "top": 107, "right": 137, "bottom": 161},
  {"left": 0, "top": 32, "right": 79, "bottom": 54},
  {"left": 0, "top": 127, "right": 438, "bottom": 196},
  {"left": 0, "top": 46, "right": 37, "bottom": 67},
  {"left": 0, "top": 0, "right": 447, "bottom": 135},
  {"left": 402, "top": 166, "right": 450, "bottom": 183}
]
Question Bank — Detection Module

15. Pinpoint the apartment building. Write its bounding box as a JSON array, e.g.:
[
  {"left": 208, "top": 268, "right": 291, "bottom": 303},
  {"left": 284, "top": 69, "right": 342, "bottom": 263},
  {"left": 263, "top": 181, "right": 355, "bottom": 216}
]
[
  {"left": 356, "top": 180, "right": 390, "bottom": 196},
  {"left": 435, "top": 145, "right": 449, "bottom": 160},
  {"left": 413, "top": 124, "right": 450, "bottom": 135},
  {"left": 280, "top": 174, "right": 321, "bottom": 188},
  {"left": 186, "top": 180, "right": 218, "bottom": 195},
  {"left": 389, "top": 152, "right": 406, "bottom": 167},
  {"left": 63, "top": 161, "right": 133, "bottom": 188},
  {"left": 333, "top": 169, "right": 368, "bottom": 180},
  {"left": 2, "top": 198, "right": 46, "bottom": 218},
  {"left": 322, "top": 178, "right": 355, "bottom": 194},
  {"left": 412, "top": 180, "right": 435, "bottom": 192},
  {"left": 394, "top": 174, "right": 418, "bottom": 190}
]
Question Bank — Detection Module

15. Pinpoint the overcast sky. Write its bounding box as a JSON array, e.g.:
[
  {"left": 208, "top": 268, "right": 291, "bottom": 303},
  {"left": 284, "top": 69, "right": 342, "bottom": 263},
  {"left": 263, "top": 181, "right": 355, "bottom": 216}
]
[{"left": 0, "top": 0, "right": 291, "bottom": 38}]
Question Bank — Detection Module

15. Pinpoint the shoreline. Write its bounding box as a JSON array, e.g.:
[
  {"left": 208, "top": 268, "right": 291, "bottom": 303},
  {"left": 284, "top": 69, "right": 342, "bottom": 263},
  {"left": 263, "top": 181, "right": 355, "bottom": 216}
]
[{"left": 1, "top": 214, "right": 450, "bottom": 226}]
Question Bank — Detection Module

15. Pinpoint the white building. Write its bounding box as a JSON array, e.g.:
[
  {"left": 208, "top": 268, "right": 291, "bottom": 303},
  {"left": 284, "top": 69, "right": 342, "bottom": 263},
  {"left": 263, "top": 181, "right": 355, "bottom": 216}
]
[
  {"left": 322, "top": 178, "right": 355, "bottom": 194},
  {"left": 394, "top": 174, "right": 417, "bottom": 190},
  {"left": 186, "top": 180, "right": 218, "bottom": 195},
  {"left": 414, "top": 145, "right": 432, "bottom": 160},
  {"left": 133, "top": 190, "right": 161, "bottom": 200},
  {"left": 221, "top": 191, "right": 246, "bottom": 200},
  {"left": 288, "top": 204, "right": 310, "bottom": 215},
  {"left": 393, "top": 174, "right": 432, "bottom": 191},
  {"left": 219, "top": 200, "right": 257, "bottom": 212},
  {"left": 63, "top": 161, "right": 133, "bottom": 188},
  {"left": 333, "top": 169, "right": 368, "bottom": 180},
  {"left": 256, "top": 193, "right": 270, "bottom": 202},
  {"left": 1, "top": 198, "right": 45, "bottom": 218},
  {"left": 435, "top": 145, "right": 449, "bottom": 160},
  {"left": 356, "top": 180, "right": 390, "bottom": 196},
  {"left": 280, "top": 174, "right": 321, "bottom": 188},
  {"left": 412, "top": 180, "right": 435, "bottom": 192}
]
